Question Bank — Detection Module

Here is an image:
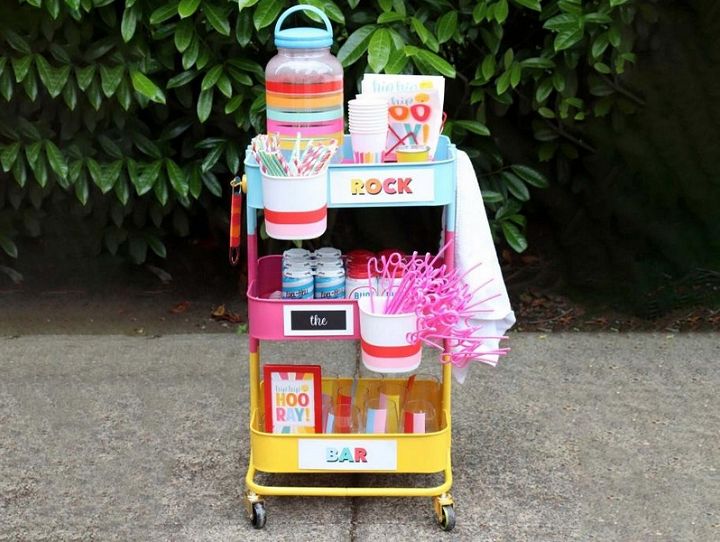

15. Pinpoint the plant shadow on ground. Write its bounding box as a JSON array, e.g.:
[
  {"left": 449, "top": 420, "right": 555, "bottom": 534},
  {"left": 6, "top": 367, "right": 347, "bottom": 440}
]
[{"left": 1, "top": 216, "right": 719, "bottom": 336}]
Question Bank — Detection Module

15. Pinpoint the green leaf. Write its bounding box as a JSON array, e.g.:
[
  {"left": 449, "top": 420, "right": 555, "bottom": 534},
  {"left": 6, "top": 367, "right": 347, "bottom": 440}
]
[
  {"left": 481, "top": 54, "right": 496, "bottom": 80},
  {"left": 377, "top": 12, "right": 404, "bottom": 24},
  {"left": 494, "top": 0, "right": 509, "bottom": 23},
  {"left": 45, "top": 140, "right": 68, "bottom": 179},
  {"left": 1, "top": 142, "right": 21, "bottom": 172},
  {"left": 165, "top": 158, "right": 189, "bottom": 197},
  {"left": 12, "top": 155, "right": 27, "bottom": 187},
  {"left": 149, "top": 2, "right": 179, "bottom": 25},
  {"left": 0, "top": 71, "right": 13, "bottom": 101},
  {"left": 87, "top": 158, "right": 123, "bottom": 193},
  {"left": 189, "top": 165, "right": 202, "bottom": 198},
  {"left": 201, "top": 65, "right": 223, "bottom": 91},
  {"left": 12, "top": 56, "right": 34, "bottom": 83},
  {"left": 454, "top": 120, "right": 490, "bottom": 136},
  {"left": 0, "top": 234, "right": 18, "bottom": 259},
  {"left": 585, "top": 13, "right": 613, "bottom": 24},
  {"left": 216, "top": 74, "right": 232, "bottom": 98},
  {"left": 75, "top": 65, "right": 96, "bottom": 91},
  {"left": 31, "top": 154, "right": 48, "bottom": 188},
  {"left": 121, "top": 6, "right": 138, "bottom": 42},
  {"left": 4, "top": 30, "right": 32, "bottom": 55},
  {"left": 410, "top": 18, "right": 439, "bottom": 53},
  {"left": 496, "top": 69, "right": 511, "bottom": 94},
  {"left": 133, "top": 159, "right": 162, "bottom": 195},
  {"left": 368, "top": 29, "right": 392, "bottom": 73},
  {"left": 154, "top": 174, "right": 169, "bottom": 205},
  {"left": 197, "top": 88, "right": 214, "bottom": 122},
  {"left": 435, "top": 11, "right": 457, "bottom": 45},
  {"left": 75, "top": 172, "right": 89, "bottom": 205},
  {"left": 299, "top": 0, "right": 345, "bottom": 24},
  {"left": 166, "top": 70, "right": 199, "bottom": 89},
  {"left": 254, "top": 0, "right": 285, "bottom": 31},
  {"left": 132, "top": 132, "right": 163, "bottom": 159},
  {"left": 182, "top": 36, "right": 200, "bottom": 69},
  {"left": 513, "top": 0, "right": 541, "bottom": 10},
  {"left": 554, "top": 27, "right": 584, "bottom": 52},
  {"left": 481, "top": 190, "right": 504, "bottom": 204},
  {"left": 63, "top": 77, "right": 78, "bottom": 110},
  {"left": 86, "top": 79, "right": 103, "bottom": 110},
  {"left": 235, "top": 13, "right": 253, "bottom": 46},
  {"left": 25, "top": 142, "right": 43, "bottom": 169},
  {"left": 201, "top": 143, "right": 224, "bottom": 172},
  {"left": 144, "top": 234, "right": 167, "bottom": 258},
  {"left": 501, "top": 171, "right": 530, "bottom": 201},
  {"left": 130, "top": 70, "right": 166, "bottom": 104},
  {"left": 521, "top": 57, "right": 555, "bottom": 69},
  {"left": 384, "top": 49, "right": 408, "bottom": 74},
  {"left": 202, "top": 172, "right": 222, "bottom": 197},
  {"left": 203, "top": 3, "right": 231, "bottom": 36},
  {"left": 237, "top": 0, "right": 259, "bottom": 10},
  {"left": 404, "top": 46, "right": 456, "bottom": 78},
  {"left": 501, "top": 221, "right": 527, "bottom": 252},
  {"left": 174, "top": 19, "right": 195, "bottom": 52},
  {"left": 45, "top": 0, "right": 60, "bottom": 18},
  {"left": 99, "top": 64, "right": 124, "bottom": 97},
  {"left": 114, "top": 175, "right": 130, "bottom": 205},
  {"left": 98, "top": 135, "right": 124, "bottom": 159},
  {"left": 593, "top": 61, "right": 611, "bottom": 74},
  {"left": 178, "top": 0, "right": 201, "bottom": 18},
  {"left": 473, "top": 2, "right": 487, "bottom": 23},
  {"left": 538, "top": 106, "right": 555, "bottom": 118},
  {"left": 224, "top": 94, "right": 243, "bottom": 114},
  {"left": 510, "top": 164, "right": 548, "bottom": 188},
  {"left": 337, "top": 25, "right": 376, "bottom": 67},
  {"left": 116, "top": 78, "right": 132, "bottom": 110}
]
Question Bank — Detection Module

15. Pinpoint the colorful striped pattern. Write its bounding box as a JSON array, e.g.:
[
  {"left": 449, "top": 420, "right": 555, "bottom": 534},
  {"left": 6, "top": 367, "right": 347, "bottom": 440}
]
[
  {"left": 365, "top": 407, "right": 388, "bottom": 433},
  {"left": 266, "top": 77, "right": 344, "bottom": 150},
  {"left": 403, "top": 410, "right": 427, "bottom": 434},
  {"left": 353, "top": 151, "right": 384, "bottom": 164}
]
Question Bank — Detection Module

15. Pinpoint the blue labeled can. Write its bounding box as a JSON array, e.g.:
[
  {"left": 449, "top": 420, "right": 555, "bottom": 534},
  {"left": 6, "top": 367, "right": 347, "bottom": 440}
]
[
  {"left": 314, "top": 267, "right": 346, "bottom": 299},
  {"left": 282, "top": 267, "right": 314, "bottom": 299}
]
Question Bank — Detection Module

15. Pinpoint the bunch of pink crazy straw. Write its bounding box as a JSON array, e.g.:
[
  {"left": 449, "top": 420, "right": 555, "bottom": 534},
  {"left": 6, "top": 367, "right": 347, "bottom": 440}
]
[{"left": 366, "top": 240, "right": 509, "bottom": 368}]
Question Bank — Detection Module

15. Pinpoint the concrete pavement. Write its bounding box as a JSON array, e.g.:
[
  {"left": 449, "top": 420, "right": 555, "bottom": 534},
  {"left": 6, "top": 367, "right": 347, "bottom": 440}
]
[{"left": 1, "top": 333, "right": 718, "bottom": 540}]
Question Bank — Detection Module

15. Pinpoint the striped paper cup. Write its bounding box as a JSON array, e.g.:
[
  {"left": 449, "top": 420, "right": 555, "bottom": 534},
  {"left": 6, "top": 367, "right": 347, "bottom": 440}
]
[
  {"left": 261, "top": 169, "right": 328, "bottom": 240},
  {"left": 357, "top": 296, "right": 421, "bottom": 373}
]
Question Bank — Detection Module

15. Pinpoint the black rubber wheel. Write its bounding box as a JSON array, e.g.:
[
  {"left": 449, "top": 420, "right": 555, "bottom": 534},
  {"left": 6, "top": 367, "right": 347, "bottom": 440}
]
[
  {"left": 251, "top": 502, "right": 266, "bottom": 529},
  {"left": 439, "top": 504, "right": 455, "bottom": 531}
]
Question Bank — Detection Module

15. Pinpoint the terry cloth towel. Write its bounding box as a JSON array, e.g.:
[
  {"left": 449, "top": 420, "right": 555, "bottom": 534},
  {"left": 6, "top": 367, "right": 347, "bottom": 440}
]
[{"left": 443, "top": 150, "right": 516, "bottom": 383}]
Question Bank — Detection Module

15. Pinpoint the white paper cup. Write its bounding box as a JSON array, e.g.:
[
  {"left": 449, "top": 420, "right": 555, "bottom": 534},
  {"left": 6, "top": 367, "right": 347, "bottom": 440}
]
[
  {"left": 350, "top": 129, "right": 387, "bottom": 164},
  {"left": 261, "top": 169, "right": 328, "bottom": 240},
  {"left": 357, "top": 296, "right": 421, "bottom": 373}
]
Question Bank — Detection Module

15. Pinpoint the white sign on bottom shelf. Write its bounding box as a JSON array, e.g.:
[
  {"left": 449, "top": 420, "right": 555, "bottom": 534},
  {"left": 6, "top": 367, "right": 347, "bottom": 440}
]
[{"left": 298, "top": 439, "right": 398, "bottom": 471}]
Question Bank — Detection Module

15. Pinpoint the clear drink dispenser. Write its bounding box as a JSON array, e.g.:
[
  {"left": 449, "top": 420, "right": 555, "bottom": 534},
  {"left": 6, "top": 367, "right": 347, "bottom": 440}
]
[{"left": 265, "top": 5, "right": 344, "bottom": 155}]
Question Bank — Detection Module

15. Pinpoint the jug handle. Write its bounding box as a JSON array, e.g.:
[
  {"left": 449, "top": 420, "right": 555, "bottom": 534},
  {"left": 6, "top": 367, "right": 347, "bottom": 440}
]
[{"left": 274, "top": 5, "right": 333, "bottom": 37}]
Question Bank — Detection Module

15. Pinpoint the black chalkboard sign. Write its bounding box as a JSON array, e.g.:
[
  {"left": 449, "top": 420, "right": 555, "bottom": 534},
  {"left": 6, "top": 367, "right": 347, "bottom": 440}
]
[{"left": 283, "top": 304, "right": 354, "bottom": 336}]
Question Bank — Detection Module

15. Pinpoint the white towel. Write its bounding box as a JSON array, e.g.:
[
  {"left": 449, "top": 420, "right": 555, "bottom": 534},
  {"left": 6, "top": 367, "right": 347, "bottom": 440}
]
[{"left": 443, "top": 150, "right": 516, "bottom": 383}]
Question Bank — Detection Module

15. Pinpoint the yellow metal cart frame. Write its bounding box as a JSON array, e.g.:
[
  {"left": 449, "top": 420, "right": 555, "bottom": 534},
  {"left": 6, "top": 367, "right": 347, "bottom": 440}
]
[{"left": 240, "top": 136, "right": 459, "bottom": 530}]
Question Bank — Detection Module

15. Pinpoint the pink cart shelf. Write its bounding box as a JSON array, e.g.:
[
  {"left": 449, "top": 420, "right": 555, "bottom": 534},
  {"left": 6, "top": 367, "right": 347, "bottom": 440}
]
[{"left": 247, "top": 255, "right": 361, "bottom": 341}]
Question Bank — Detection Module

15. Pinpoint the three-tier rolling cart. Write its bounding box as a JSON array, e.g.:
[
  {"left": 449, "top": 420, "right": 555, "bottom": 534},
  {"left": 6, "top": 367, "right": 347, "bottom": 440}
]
[{"left": 238, "top": 135, "right": 459, "bottom": 530}]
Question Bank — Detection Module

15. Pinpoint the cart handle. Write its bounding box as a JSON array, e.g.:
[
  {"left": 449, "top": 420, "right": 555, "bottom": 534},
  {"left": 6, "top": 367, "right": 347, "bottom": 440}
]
[{"left": 229, "top": 175, "right": 246, "bottom": 266}]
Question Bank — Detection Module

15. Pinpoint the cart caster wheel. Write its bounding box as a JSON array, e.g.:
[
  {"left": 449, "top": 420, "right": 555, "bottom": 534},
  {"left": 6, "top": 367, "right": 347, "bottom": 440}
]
[
  {"left": 251, "top": 502, "right": 266, "bottom": 529},
  {"left": 438, "top": 504, "right": 455, "bottom": 531}
]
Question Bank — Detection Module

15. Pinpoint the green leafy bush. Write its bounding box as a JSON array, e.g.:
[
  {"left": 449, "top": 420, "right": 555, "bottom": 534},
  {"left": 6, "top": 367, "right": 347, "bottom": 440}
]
[{"left": 0, "top": 0, "right": 649, "bottom": 263}]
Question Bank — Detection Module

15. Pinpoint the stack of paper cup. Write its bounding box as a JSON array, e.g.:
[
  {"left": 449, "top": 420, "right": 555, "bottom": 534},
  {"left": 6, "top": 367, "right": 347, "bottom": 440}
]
[{"left": 348, "top": 96, "right": 388, "bottom": 164}]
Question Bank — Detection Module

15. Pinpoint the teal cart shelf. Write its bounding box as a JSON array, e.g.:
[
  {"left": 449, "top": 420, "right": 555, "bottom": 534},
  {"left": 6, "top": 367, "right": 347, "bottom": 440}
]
[{"left": 244, "top": 135, "right": 457, "bottom": 210}]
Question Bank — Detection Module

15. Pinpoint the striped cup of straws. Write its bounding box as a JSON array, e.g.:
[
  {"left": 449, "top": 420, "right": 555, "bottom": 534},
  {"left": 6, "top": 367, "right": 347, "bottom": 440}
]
[{"left": 252, "top": 133, "right": 337, "bottom": 240}]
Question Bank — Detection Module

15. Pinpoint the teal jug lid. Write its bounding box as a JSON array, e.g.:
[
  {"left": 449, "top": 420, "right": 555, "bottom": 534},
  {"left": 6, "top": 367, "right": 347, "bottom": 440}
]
[{"left": 274, "top": 5, "right": 333, "bottom": 49}]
